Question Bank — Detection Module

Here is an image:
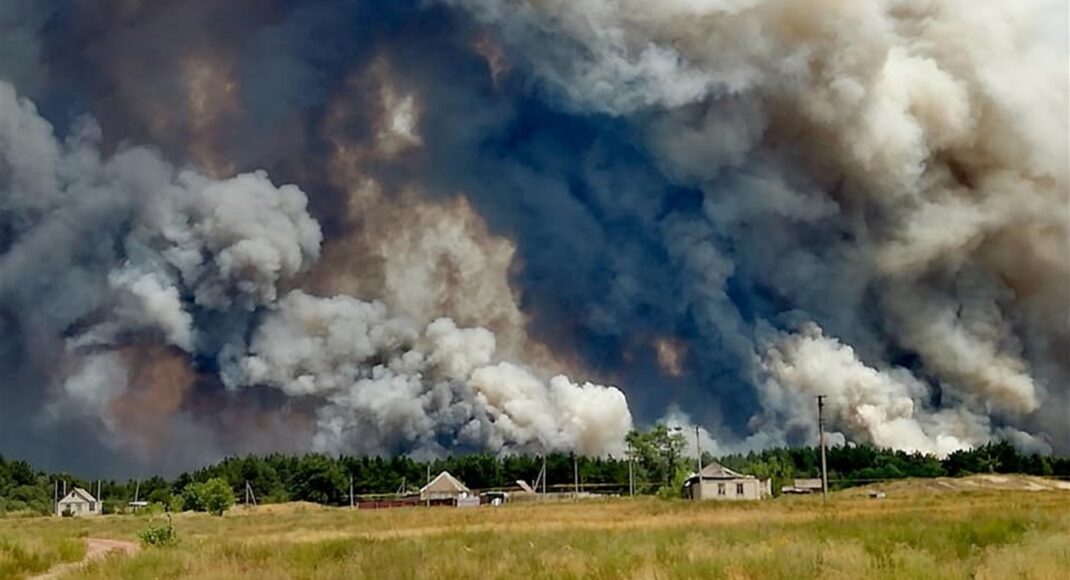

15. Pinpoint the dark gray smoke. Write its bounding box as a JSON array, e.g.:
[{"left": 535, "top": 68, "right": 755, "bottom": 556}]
[{"left": 0, "top": 0, "right": 1066, "bottom": 476}]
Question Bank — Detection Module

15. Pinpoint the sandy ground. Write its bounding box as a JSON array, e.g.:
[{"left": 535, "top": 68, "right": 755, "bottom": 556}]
[
  {"left": 845, "top": 474, "right": 1070, "bottom": 495},
  {"left": 30, "top": 538, "right": 140, "bottom": 580}
]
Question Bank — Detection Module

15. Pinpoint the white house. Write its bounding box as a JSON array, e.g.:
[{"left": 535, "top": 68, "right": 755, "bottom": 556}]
[
  {"left": 684, "top": 462, "right": 772, "bottom": 501},
  {"left": 56, "top": 487, "right": 100, "bottom": 516},
  {"left": 419, "top": 471, "right": 472, "bottom": 503}
]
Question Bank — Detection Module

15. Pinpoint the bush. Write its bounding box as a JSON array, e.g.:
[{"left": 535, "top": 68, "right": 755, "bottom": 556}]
[
  {"left": 146, "top": 488, "right": 173, "bottom": 506},
  {"left": 655, "top": 467, "right": 691, "bottom": 500},
  {"left": 140, "top": 515, "right": 177, "bottom": 547},
  {"left": 134, "top": 503, "right": 165, "bottom": 517}
]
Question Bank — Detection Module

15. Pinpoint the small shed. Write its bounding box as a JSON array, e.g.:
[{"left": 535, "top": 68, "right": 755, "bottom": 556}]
[
  {"left": 56, "top": 487, "right": 100, "bottom": 516},
  {"left": 419, "top": 471, "right": 472, "bottom": 503},
  {"left": 684, "top": 462, "right": 771, "bottom": 501}
]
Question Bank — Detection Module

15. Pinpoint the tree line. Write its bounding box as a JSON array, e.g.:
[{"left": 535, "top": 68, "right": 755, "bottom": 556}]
[{"left": 2, "top": 434, "right": 1068, "bottom": 515}]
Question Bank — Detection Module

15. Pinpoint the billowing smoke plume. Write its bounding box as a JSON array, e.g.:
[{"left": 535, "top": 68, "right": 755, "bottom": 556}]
[
  {"left": 0, "top": 0, "right": 1066, "bottom": 475},
  {"left": 0, "top": 73, "right": 631, "bottom": 470},
  {"left": 221, "top": 290, "right": 629, "bottom": 456},
  {"left": 449, "top": 0, "right": 1069, "bottom": 454}
]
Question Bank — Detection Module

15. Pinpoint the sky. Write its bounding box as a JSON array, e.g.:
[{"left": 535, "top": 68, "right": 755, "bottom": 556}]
[{"left": 0, "top": 0, "right": 1067, "bottom": 477}]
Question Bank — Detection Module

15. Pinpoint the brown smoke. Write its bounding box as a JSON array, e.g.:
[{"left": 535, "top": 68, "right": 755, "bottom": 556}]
[
  {"left": 108, "top": 345, "right": 196, "bottom": 457},
  {"left": 306, "top": 59, "right": 587, "bottom": 377}
]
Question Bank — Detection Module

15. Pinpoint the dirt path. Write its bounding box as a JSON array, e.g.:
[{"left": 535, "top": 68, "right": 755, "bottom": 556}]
[{"left": 30, "top": 538, "right": 140, "bottom": 580}]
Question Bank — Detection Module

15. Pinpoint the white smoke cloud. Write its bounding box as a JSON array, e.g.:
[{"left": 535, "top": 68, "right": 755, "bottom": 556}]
[
  {"left": 54, "top": 352, "right": 129, "bottom": 423},
  {"left": 660, "top": 406, "right": 725, "bottom": 461},
  {"left": 224, "top": 290, "right": 633, "bottom": 456},
  {"left": 108, "top": 267, "right": 195, "bottom": 351},
  {"left": 754, "top": 321, "right": 1032, "bottom": 457},
  {"left": 139, "top": 169, "right": 323, "bottom": 311}
]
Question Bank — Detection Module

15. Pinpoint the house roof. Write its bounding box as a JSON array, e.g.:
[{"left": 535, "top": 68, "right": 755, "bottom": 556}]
[
  {"left": 60, "top": 487, "right": 97, "bottom": 504},
  {"left": 696, "top": 462, "right": 749, "bottom": 479},
  {"left": 419, "top": 471, "right": 471, "bottom": 495}
]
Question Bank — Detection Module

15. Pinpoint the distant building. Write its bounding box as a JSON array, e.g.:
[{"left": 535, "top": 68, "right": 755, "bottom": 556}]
[
  {"left": 479, "top": 491, "right": 509, "bottom": 506},
  {"left": 781, "top": 478, "right": 824, "bottom": 494},
  {"left": 515, "top": 480, "right": 536, "bottom": 494},
  {"left": 684, "top": 462, "right": 772, "bottom": 501},
  {"left": 419, "top": 471, "right": 472, "bottom": 504},
  {"left": 56, "top": 487, "right": 100, "bottom": 516}
]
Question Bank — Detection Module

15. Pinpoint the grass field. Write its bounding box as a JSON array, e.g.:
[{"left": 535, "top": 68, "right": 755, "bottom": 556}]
[{"left": 2, "top": 480, "right": 1068, "bottom": 579}]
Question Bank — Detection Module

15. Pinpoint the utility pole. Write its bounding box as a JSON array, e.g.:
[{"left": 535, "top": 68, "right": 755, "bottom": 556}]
[
  {"left": 349, "top": 476, "right": 354, "bottom": 509},
  {"left": 541, "top": 455, "right": 547, "bottom": 495},
  {"left": 817, "top": 395, "right": 828, "bottom": 501},
  {"left": 244, "top": 481, "right": 257, "bottom": 507},
  {"left": 669, "top": 426, "right": 682, "bottom": 489},
  {"left": 627, "top": 442, "right": 635, "bottom": 497},
  {"left": 695, "top": 425, "right": 702, "bottom": 474},
  {"left": 573, "top": 454, "right": 580, "bottom": 498}
]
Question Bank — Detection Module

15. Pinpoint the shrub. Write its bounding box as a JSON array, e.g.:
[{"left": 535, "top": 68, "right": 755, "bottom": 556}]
[
  {"left": 101, "top": 500, "right": 123, "bottom": 515},
  {"left": 140, "top": 515, "right": 178, "bottom": 547},
  {"left": 655, "top": 466, "right": 691, "bottom": 500}
]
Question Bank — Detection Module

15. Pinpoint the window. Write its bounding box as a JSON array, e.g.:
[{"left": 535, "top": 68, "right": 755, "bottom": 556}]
[
  {"left": 736, "top": 483, "right": 745, "bottom": 496},
  {"left": 717, "top": 483, "right": 725, "bottom": 496}
]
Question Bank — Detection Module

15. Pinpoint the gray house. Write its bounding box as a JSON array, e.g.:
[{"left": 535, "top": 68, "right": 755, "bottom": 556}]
[
  {"left": 56, "top": 487, "right": 100, "bottom": 516},
  {"left": 684, "top": 462, "right": 771, "bottom": 501}
]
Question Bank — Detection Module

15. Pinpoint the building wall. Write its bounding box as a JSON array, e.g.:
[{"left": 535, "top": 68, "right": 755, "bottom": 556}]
[
  {"left": 56, "top": 500, "right": 98, "bottom": 516},
  {"left": 420, "top": 490, "right": 470, "bottom": 501},
  {"left": 693, "top": 478, "right": 767, "bottom": 501}
]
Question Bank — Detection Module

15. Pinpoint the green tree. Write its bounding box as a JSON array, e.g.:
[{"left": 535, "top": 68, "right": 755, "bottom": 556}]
[
  {"left": 181, "top": 481, "right": 208, "bottom": 512},
  {"left": 200, "top": 478, "right": 236, "bottom": 516},
  {"left": 746, "top": 455, "right": 796, "bottom": 496},
  {"left": 627, "top": 425, "right": 687, "bottom": 492},
  {"left": 181, "top": 478, "right": 235, "bottom": 515},
  {"left": 292, "top": 454, "right": 347, "bottom": 505}
]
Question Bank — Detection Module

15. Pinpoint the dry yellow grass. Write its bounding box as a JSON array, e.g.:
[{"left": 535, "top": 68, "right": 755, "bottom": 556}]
[{"left": 3, "top": 481, "right": 1068, "bottom": 579}]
